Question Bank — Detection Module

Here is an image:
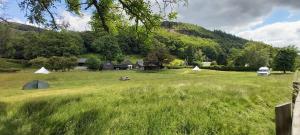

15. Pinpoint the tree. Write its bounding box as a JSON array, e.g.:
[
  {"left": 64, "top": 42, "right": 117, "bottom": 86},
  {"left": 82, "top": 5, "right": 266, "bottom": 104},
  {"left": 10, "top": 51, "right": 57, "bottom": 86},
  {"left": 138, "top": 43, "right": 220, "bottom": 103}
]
[
  {"left": 19, "top": 0, "right": 187, "bottom": 32},
  {"left": 273, "top": 46, "right": 298, "bottom": 73},
  {"left": 144, "top": 47, "right": 174, "bottom": 68},
  {"left": 91, "top": 34, "right": 122, "bottom": 61},
  {"left": 24, "top": 31, "right": 83, "bottom": 59},
  {"left": 80, "top": 31, "right": 98, "bottom": 53},
  {"left": 86, "top": 56, "right": 101, "bottom": 70},
  {"left": 242, "top": 42, "right": 271, "bottom": 69},
  {"left": 184, "top": 45, "right": 204, "bottom": 65},
  {"left": 29, "top": 57, "right": 49, "bottom": 67},
  {"left": 227, "top": 41, "right": 272, "bottom": 68}
]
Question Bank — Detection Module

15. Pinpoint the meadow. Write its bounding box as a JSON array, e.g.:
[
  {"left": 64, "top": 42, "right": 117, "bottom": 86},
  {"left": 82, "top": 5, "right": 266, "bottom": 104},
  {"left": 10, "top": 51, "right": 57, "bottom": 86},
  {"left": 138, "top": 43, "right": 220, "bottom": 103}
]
[{"left": 0, "top": 69, "right": 294, "bottom": 135}]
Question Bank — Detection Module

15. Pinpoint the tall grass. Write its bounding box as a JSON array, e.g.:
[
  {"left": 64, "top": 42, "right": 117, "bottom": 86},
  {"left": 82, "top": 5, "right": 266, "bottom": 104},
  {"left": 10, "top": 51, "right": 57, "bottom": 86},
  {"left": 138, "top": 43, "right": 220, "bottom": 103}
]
[{"left": 0, "top": 69, "right": 293, "bottom": 134}]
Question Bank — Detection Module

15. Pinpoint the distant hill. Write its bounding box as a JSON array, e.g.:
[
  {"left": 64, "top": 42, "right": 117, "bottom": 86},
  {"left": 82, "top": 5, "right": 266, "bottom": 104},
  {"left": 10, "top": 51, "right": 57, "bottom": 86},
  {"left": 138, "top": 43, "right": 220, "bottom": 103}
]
[
  {"left": 160, "top": 21, "right": 248, "bottom": 53},
  {"left": 0, "top": 22, "right": 44, "bottom": 32},
  {"left": 2, "top": 21, "right": 249, "bottom": 53},
  {"left": 0, "top": 21, "right": 257, "bottom": 65}
]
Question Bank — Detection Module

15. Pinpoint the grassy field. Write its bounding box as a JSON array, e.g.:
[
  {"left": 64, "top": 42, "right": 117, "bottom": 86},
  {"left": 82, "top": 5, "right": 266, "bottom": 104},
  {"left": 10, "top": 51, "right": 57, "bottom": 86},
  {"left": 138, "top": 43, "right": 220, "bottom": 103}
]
[{"left": 0, "top": 69, "right": 293, "bottom": 135}]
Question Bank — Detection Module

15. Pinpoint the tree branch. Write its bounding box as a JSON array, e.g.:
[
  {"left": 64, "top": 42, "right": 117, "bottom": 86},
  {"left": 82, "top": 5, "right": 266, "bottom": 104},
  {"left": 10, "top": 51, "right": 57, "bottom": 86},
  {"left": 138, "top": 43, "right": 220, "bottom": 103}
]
[
  {"left": 38, "top": 1, "right": 58, "bottom": 29},
  {"left": 91, "top": 0, "right": 110, "bottom": 32}
]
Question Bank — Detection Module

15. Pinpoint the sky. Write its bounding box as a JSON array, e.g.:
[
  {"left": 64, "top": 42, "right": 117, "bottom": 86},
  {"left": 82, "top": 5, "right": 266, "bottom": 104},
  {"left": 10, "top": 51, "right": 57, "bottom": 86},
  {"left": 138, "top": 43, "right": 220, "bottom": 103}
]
[{"left": 1, "top": 0, "right": 300, "bottom": 48}]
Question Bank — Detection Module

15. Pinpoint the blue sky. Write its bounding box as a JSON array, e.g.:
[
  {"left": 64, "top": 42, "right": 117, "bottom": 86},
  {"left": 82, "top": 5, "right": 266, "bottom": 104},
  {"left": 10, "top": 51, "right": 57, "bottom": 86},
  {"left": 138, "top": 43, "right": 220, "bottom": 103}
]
[{"left": 2, "top": 0, "right": 300, "bottom": 47}]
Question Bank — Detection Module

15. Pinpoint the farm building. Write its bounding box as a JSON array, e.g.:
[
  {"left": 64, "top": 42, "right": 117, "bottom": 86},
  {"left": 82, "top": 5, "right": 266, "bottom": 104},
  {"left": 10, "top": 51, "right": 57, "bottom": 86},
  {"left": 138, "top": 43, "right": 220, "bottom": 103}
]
[
  {"left": 77, "top": 58, "right": 87, "bottom": 66},
  {"left": 102, "top": 62, "right": 114, "bottom": 70},
  {"left": 75, "top": 58, "right": 88, "bottom": 70},
  {"left": 144, "top": 61, "right": 161, "bottom": 70},
  {"left": 202, "top": 62, "right": 211, "bottom": 67},
  {"left": 136, "top": 60, "right": 144, "bottom": 70},
  {"left": 114, "top": 60, "right": 133, "bottom": 70}
]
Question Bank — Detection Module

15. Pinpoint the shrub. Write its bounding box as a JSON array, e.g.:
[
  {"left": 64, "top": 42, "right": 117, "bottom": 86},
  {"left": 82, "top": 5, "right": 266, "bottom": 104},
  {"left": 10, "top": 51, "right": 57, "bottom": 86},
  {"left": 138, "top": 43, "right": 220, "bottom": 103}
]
[
  {"left": 29, "top": 57, "right": 49, "bottom": 68},
  {"left": 39, "top": 56, "right": 78, "bottom": 71},
  {"left": 211, "top": 61, "right": 218, "bottom": 66},
  {"left": 166, "top": 66, "right": 193, "bottom": 69},
  {"left": 64, "top": 57, "right": 78, "bottom": 71},
  {"left": 86, "top": 57, "right": 100, "bottom": 70},
  {"left": 0, "top": 68, "right": 21, "bottom": 73},
  {"left": 47, "top": 56, "right": 63, "bottom": 71},
  {"left": 168, "top": 59, "right": 185, "bottom": 66},
  {"left": 202, "top": 65, "right": 257, "bottom": 71}
]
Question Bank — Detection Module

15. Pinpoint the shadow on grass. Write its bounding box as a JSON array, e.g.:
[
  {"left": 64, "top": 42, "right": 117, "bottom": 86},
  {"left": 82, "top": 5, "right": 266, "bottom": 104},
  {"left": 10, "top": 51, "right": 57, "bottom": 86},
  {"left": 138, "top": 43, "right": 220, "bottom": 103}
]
[
  {"left": 0, "top": 101, "right": 7, "bottom": 116},
  {"left": 271, "top": 72, "right": 293, "bottom": 75},
  {"left": 0, "top": 96, "right": 113, "bottom": 135}
]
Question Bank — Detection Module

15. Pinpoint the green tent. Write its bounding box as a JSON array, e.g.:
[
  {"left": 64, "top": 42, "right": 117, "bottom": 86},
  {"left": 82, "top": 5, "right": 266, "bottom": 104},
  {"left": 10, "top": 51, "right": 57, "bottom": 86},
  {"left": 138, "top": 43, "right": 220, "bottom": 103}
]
[{"left": 23, "top": 80, "right": 49, "bottom": 90}]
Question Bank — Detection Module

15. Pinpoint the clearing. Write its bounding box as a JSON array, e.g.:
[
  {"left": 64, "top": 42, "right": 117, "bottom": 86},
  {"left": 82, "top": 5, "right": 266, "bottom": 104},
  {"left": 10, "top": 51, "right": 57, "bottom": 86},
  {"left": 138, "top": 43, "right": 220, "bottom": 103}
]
[{"left": 0, "top": 69, "right": 293, "bottom": 135}]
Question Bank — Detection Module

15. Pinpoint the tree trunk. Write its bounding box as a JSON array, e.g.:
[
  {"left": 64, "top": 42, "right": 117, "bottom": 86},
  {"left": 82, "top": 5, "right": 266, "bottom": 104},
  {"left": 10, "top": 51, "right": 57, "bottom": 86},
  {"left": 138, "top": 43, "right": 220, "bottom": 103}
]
[{"left": 92, "top": 0, "right": 110, "bottom": 33}]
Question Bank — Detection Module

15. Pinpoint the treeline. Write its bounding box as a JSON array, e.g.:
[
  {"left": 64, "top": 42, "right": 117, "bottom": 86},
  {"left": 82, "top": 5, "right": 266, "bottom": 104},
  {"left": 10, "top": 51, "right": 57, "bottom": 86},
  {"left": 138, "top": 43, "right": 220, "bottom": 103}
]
[
  {"left": 0, "top": 23, "right": 154, "bottom": 61},
  {"left": 0, "top": 25, "right": 83, "bottom": 59},
  {"left": 0, "top": 22, "right": 298, "bottom": 73}
]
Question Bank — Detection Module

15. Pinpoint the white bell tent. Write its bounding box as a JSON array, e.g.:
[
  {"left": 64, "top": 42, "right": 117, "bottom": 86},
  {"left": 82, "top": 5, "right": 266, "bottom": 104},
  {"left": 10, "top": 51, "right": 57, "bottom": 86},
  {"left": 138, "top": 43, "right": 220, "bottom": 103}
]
[
  {"left": 34, "top": 67, "right": 50, "bottom": 74},
  {"left": 192, "top": 66, "right": 201, "bottom": 71}
]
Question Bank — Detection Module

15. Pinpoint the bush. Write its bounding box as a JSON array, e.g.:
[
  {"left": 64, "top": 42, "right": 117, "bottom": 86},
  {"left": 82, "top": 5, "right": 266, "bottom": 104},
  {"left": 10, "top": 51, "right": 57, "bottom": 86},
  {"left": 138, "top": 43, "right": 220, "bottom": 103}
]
[
  {"left": 47, "top": 56, "right": 78, "bottom": 71},
  {"left": 86, "top": 57, "right": 100, "bottom": 70},
  {"left": 166, "top": 66, "right": 193, "bottom": 69},
  {"left": 6, "top": 59, "right": 29, "bottom": 65},
  {"left": 0, "top": 68, "right": 21, "bottom": 73},
  {"left": 29, "top": 57, "right": 49, "bottom": 68},
  {"left": 211, "top": 61, "right": 218, "bottom": 66},
  {"left": 202, "top": 65, "right": 257, "bottom": 71},
  {"left": 30, "top": 56, "right": 77, "bottom": 71},
  {"left": 168, "top": 59, "right": 185, "bottom": 66},
  {"left": 64, "top": 57, "right": 78, "bottom": 71}
]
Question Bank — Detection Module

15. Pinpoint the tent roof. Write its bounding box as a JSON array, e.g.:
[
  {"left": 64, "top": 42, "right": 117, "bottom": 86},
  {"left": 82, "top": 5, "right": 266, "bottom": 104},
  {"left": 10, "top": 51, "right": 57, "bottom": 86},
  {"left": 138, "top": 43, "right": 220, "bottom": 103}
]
[
  {"left": 259, "top": 67, "right": 269, "bottom": 70},
  {"left": 34, "top": 67, "right": 50, "bottom": 74},
  {"left": 192, "top": 66, "right": 201, "bottom": 71},
  {"left": 23, "top": 80, "right": 49, "bottom": 90}
]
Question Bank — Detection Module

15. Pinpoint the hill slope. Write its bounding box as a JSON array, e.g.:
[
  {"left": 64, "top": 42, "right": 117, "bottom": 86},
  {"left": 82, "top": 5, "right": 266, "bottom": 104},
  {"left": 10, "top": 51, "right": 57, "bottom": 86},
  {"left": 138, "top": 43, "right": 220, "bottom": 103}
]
[
  {"left": 161, "top": 21, "right": 248, "bottom": 53},
  {"left": 0, "top": 21, "right": 255, "bottom": 65}
]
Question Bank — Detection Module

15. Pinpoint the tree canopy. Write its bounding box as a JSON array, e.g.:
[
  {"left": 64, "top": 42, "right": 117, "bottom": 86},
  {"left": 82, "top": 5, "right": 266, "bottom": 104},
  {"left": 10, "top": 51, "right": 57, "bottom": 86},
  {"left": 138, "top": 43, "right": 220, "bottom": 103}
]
[
  {"left": 273, "top": 46, "right": 298, "bottom": 73},
  {"left": 18, "top": 0, "right": 187, "bottom": 32}
]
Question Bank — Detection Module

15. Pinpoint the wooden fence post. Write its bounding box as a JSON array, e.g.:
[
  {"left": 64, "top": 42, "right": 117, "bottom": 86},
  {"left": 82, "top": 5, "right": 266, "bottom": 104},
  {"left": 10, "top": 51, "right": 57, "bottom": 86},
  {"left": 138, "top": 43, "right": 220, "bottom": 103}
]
[
  {"left": 276, "top": 103, "right": 292, "bottom": 135},
  {"left": 293, "top": 82, "right": 300, "bottom": 106}
]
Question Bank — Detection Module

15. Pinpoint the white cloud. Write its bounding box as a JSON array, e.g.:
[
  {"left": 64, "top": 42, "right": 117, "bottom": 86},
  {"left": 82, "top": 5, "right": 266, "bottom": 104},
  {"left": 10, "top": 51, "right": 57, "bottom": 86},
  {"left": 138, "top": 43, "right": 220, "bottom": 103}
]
[
  {"left": 238, "top": 21, "right": 300, "bottom": 48},
  {"left": 177, "top": 0, "right": 300, "bottom": 30},
  {"left": 58, "top": 11, "right": 91, "bottom": 31}
]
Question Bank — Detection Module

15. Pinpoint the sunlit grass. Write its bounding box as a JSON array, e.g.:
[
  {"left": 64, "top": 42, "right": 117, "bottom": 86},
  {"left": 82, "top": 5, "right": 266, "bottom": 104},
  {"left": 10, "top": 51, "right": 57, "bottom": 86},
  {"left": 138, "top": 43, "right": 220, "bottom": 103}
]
[{"left": 0, "top": 69, "right": 293, "bottom": 134}]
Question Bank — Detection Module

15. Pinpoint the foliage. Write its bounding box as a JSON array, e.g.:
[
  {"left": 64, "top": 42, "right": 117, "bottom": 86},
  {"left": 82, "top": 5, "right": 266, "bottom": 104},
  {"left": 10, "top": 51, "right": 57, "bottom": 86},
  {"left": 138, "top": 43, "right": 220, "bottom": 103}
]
[
  {"left": 117, "top": 27, "right": 150, "bottom": 55},
  {"left": 86, "top": 56, "right": 101, "bottom": 70},
  {"left": 80, "top": 31, "right": 98, "bottom": 53},
  {"left": 0, "top": 68, "right": 21, "bottom": 73},
  {"left": 31, "top": 56, "right": 78, "bottom": 71},
  {"left": 156, "top": 29, "right": 222, "bottom": 62},
  {"left": 0, "top": 58, "right": 26, "bottom": 69},
  {"left": 273, "top": 46, "right": 298, "bottom": 73},
  {"left": 202, "top": 65, "right": 258, "bottom": 71},
  {"left": 0, "top": 26, "right": 83, "bottom": 60},
  {"left": 168, "top": 59, "right": 185, "bottom": 66},
  {"left": 211, "top": 61, "right": 218, "bottom": 66},
  {"left": 18, "top": 0, "right": 186, "bottom": 32},
  {"left": 29, "top": 57, "right": 49, "bottom": 68},
  {"left": 184, "top": 45, "right": 205, "bottom": 65},
  {"left": 227, "top": 41, "right": 272, "bottom": 69},
  {"left": 144, "top": 46, "right": 174, "bottom": 68},
  {"left": 92, "top": 34, "right": 122, "bottom": 61},
  {"left": 24, "top": 31, "right": 83, "bottom": 59}
]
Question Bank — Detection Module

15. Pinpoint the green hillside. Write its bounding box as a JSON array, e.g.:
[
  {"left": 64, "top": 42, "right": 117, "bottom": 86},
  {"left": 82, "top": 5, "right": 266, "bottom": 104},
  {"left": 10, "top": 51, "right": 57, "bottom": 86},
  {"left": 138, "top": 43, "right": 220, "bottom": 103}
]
[
  {"left": 0, "top": 21, "right": 272, "bottom": 67},
  {"left": 161, "top": 21, "right": 248, "bottom": 52}
]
